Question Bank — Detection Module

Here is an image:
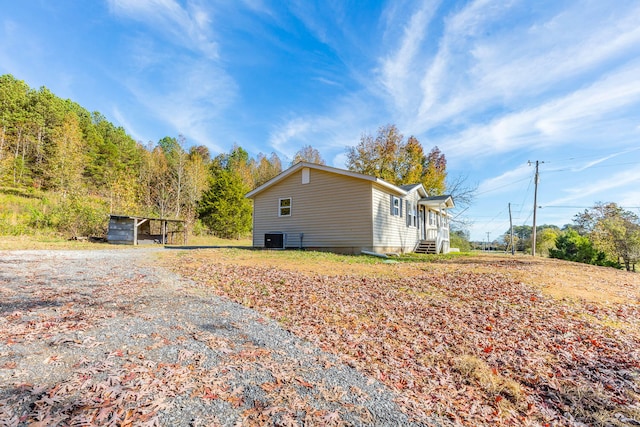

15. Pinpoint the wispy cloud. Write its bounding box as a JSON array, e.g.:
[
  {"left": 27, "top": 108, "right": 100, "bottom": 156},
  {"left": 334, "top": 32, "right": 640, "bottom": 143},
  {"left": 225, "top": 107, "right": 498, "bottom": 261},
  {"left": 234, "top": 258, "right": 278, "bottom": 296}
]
[
  {"left": 564, "top": 147, "right": 640, "bottom": 172},
  {"left": 112, "top": 106, "right": 144, "bottom": 142},
  {"left": 378, "top": 2, "right": 439, "bottom": 116},
  {"left": 124, "top": 60, "right": 237, "bottom": 151},
  {"left": 107, "top": 0, "right": 218, "bottom": 58},
  {"left": 476, "top": 164, "right": 531, "bottom": 196},
  {"left": 267, "top": 92, "right": 378, "bottom": 164},
  {"left": 401, "top": 1, "right": 640, "bottom": 138},
  {"left": 546, "top": 168, "right": 640, "bottom": 207},
  {"left": 435, "top": 59, "right": 640, "bottom": 161}
]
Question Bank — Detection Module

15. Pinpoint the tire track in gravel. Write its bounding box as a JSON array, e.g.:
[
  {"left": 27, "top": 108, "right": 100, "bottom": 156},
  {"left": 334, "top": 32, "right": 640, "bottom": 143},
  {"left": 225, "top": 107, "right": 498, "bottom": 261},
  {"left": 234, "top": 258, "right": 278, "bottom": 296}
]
[{"left": 0, "top": 249, "right": 445, "bottom": 426}]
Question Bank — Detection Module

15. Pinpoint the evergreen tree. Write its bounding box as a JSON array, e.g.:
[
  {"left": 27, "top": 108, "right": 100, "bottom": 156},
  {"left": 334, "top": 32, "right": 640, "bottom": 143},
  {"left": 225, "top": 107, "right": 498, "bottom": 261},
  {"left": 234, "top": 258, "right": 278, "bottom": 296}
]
[{"left": 198, "top": 160, "right": 252, "bottom": 239}]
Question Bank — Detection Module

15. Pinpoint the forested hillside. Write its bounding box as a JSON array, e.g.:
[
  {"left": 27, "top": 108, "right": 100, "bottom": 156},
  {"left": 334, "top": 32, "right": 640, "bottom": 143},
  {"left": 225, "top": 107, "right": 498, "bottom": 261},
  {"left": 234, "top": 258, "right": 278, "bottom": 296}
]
[
  {"left": 0, "top": 74, "right": 459, "bottom": 241},
  {"left": 0, "top": 74, "right": 284, "bottom": 238}
]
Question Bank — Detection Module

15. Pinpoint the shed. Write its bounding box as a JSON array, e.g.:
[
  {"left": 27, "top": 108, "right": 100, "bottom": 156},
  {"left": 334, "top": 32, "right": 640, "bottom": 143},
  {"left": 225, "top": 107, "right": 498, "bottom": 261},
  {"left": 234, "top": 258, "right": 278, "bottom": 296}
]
[{"left": 107, "top": 215, "right": 187, "bottom": 245}]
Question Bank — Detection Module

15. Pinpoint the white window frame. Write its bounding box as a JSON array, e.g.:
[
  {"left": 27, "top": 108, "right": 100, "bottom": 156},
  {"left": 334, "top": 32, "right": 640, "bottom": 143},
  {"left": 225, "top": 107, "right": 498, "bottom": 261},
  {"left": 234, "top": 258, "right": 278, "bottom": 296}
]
[
  {"left": 406, "top": 201, "right": 418, "bottom": 227},
  {"left": 278, "top": 197, "right": 291, "bottom": 217},
  {"left": 392, "top": 196, "right": 401, "bottom": 216}
]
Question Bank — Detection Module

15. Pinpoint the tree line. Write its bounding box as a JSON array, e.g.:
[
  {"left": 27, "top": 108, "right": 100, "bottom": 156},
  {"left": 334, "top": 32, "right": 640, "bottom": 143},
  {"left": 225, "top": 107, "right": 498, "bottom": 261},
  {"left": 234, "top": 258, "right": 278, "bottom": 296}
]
[
  {"left": 2, "top": 74, "right": 456, "bottom": 240},
  {"left": 0, "top": 74, "right": 285, "bottom": 237},
  {"left": 494, "top": 203, "right": 640, "bottom": 271}
]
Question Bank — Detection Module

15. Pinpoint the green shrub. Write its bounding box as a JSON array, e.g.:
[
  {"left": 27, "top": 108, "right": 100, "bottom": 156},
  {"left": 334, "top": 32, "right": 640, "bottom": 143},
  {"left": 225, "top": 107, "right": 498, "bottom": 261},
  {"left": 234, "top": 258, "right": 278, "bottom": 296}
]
[{"left": 51, "top": 196, "right": 109, "bottom": 237}]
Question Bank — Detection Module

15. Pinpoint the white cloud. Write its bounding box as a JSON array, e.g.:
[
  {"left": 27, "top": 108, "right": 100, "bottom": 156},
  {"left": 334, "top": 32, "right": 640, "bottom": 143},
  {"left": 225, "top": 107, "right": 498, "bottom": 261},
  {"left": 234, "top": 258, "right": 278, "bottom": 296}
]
[
  {"left": 112, "top": 107, "right": 144, "bottom": 142},
  {"left": 107, "top": 0, "right": 218, "bottom": 58},
  {"left": 435, "top": 60, "right": 640, "bottom": 161},
  {"left": 564, "top": 148, "right": 640, "bottom": 172},
  {"left": 394, "top": 1, "right": 640, "bottom": 137},
  {"left": 546, "top": 168, "right": 640, "bottom": 207},
  {"left": 617, "top": 191, "right": 640, "bottom": 210},
  {"left": 124, "top": 60, "right": 237, "bottom": 152},
  {"left": 379, "top": 2, "right": 439, "bottom": 115}
]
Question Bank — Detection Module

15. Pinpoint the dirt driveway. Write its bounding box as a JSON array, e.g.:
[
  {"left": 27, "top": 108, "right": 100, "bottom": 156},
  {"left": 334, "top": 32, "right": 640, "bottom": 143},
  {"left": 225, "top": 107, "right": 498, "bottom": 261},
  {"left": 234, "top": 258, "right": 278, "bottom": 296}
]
[{"left": 0, "top": 249, "right": 439, "bottom": 426}]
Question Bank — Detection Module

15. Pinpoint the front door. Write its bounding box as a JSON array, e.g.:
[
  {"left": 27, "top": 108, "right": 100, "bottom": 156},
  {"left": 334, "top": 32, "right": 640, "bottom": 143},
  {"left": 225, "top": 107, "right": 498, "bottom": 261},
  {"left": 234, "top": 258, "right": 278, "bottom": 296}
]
[{"left": 420, "top": 207, "right": 426, "bottom": 240}]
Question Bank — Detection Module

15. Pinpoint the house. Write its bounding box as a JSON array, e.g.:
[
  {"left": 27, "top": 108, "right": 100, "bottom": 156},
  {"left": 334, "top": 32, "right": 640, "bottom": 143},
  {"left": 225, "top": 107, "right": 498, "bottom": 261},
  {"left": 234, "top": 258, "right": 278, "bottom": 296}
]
[
  {"left": 107, "top": 215, "right": 186, "bottom": 245},
  {"left": 245, "top": 162, "right": 454, "bottom": 254}
]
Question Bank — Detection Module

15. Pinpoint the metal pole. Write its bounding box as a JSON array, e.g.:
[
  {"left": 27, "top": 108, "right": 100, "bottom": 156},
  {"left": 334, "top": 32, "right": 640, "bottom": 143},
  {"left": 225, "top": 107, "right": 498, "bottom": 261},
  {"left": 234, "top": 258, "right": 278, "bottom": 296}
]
[
  {"left": 509, "top": 203, "right": 515, "bottom": 255},
  {"left": 531, "top": 161, "right": 540, "bottom": 256}
]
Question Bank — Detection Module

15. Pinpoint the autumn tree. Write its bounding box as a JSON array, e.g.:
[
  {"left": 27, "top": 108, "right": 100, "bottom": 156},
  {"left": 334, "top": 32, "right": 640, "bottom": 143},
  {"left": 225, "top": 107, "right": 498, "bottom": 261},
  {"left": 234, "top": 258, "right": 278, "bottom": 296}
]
[
  {"left": 252, "top": 152, "right": 282, "bottom": 187},
  {"left": 182, "top": 146, "right": 210, "bottom": 224},
  {"left": 346, "top": 124, "right": 447, "bottom": 195},
  {"left": 46, "top": 113, "right": 86, "bottom": 197},
  {"left": 291, "top": 145, "right": 325, "bottom": 166},
  {"left": 536, "top": 226, "right": 561, "bottom": 256}
]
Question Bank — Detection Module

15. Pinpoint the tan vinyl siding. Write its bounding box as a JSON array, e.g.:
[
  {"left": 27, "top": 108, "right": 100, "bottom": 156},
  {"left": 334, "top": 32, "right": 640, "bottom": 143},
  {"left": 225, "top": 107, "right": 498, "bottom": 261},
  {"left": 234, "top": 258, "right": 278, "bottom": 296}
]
[
  {"left": 371, "top": 186, "right": 421, "bottom": 252},
  {"left": 252, "top": 168, "right": 373, "bottom": 250}
]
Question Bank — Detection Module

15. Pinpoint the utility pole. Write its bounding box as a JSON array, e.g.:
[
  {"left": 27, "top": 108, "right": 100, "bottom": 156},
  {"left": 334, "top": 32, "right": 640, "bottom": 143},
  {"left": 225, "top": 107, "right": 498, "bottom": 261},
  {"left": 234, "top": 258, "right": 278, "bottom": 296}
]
[
  {"left": 529, "top": 160, "right": 544, "bottom": 256},
  {"left": 509, "top": 203, "right": 515, "bottom": 255},
  {"left": 486, "top": 232, "right": 491, "bottom": 252}
]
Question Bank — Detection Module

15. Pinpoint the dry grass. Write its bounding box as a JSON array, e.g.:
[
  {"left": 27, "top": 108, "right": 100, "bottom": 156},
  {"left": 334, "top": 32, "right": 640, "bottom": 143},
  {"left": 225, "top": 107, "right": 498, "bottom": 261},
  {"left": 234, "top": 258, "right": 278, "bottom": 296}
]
[
  {"left": 453, "top": 355, "right": 525, "bottom": 411},
  {"left": 0, "top": 234, "right": 252, "bottom": 251},
  {"left": 0, "top": 235, "right": 115, "bottom": 250},
  {"left": 175, "top": 249, "right": 640, "bottom": 306}
]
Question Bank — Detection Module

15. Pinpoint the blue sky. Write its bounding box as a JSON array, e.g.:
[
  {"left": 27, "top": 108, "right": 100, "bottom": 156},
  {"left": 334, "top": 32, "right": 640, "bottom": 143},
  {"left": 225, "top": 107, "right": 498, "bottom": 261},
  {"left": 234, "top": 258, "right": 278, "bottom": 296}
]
[{"left": 2, "top": 1, "right": 640, "bottom": 241}]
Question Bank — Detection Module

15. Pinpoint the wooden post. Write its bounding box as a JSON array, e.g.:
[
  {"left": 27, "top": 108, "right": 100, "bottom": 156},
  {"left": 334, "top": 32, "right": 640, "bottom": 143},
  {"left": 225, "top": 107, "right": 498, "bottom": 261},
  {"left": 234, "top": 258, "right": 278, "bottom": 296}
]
[{"left": 133, "top": 218, "right": 138, "bottom": 246}]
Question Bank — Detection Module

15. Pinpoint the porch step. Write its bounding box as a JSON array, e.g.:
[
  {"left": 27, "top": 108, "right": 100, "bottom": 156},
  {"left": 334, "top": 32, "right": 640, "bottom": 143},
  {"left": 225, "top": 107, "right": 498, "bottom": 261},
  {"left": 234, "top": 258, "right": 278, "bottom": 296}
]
[{"left": 415, "top": 240, "right": 437, "bottom": 254}]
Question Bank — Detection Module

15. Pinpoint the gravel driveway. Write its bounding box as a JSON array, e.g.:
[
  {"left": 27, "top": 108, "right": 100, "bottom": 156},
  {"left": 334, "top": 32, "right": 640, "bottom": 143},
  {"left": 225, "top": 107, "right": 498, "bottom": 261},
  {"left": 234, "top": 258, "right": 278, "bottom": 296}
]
[{"left": 0, "top": 249, "right": 441, "bottom": 426}]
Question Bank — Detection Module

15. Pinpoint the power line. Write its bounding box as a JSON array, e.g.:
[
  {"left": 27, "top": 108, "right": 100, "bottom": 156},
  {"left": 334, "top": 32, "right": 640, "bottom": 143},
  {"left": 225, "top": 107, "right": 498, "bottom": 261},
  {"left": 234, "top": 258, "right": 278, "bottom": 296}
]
[
  {"left": 542, "top": 205, "right": 640, "bottom": 209},
  {"left": 476, "top": 176, "right": 531, "bottom": 195},
  {"left": 517, "top": 175, "right": 533, "bottom": 219},
  {"left": 546, "top": 161, "right": 640, "bottom": 173}
]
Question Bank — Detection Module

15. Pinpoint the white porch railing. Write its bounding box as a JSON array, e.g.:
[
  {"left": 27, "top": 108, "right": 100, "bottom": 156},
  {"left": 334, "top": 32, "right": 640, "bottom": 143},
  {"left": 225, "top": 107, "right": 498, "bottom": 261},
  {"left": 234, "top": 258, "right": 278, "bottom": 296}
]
[{"left": 424, "top": 227, "right": 450, "bottom": 254}]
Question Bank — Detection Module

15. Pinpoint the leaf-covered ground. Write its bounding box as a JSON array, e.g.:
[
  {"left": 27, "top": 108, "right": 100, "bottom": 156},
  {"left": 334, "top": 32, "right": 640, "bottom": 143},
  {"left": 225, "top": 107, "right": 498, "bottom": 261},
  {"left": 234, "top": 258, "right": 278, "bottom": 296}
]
[
  {"left": 0, "top": 250, "right": 427, "bottom": 427},
  {"left": 167, "top": 250, "right": 640, "bottom": 426}
]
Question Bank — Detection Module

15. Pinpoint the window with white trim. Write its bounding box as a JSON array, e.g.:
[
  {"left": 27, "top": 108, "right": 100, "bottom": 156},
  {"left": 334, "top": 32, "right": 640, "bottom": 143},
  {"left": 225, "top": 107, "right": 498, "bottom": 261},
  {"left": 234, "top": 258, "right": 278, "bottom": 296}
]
[
  {"left": 406, "top": 201, "right": 418, "bottom": 227},
  {"left": 279, "top": 198, "right": 291, "bottom": 217},
  {"left": 391, "top": 196, "right": 401, "bottom": 216}
]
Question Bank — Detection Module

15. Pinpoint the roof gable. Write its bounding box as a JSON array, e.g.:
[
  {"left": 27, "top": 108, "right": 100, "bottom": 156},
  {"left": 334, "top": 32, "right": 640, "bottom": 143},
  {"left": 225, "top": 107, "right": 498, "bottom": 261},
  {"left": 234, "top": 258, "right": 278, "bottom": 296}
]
[
  {"left": 420, "top": 195, "right": 455, "bottom": 208},
  {"left": 245, "top": 162, "right": 409, "bottom": 198}
]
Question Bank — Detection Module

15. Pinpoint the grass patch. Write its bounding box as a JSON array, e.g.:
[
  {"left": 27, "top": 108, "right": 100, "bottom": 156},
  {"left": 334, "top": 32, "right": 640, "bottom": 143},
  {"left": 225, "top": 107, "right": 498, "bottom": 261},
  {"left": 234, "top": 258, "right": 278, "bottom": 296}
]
[{"left": 453, "top": 355, "right": 524, "bottom": 404}]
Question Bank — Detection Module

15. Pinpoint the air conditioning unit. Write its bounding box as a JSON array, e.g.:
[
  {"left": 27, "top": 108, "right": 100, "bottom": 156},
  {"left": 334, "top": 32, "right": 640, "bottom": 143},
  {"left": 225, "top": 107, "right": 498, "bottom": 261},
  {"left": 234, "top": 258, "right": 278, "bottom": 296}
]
[{"left": 264, "top": 232, "right": 285, "bottom": 249}]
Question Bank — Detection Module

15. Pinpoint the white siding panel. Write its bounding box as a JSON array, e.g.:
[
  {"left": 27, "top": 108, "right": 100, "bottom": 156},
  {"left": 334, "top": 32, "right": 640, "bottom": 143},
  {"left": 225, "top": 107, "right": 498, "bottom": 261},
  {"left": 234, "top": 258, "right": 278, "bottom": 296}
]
[
  {"left": 371, "top": 186, "right": 421, "bottom": 252},
  {"left": 252, "top": 169, "right": 373, "bottom": 251}
]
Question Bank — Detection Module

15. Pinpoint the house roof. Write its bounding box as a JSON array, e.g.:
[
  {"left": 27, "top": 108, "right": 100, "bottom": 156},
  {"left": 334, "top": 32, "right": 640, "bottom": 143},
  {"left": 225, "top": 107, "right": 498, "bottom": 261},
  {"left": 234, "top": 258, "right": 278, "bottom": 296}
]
[
  {"left": 109, "top": 214, "right": 185, "bottom": 223},
  {"left": 245, "top": 162, "right": 416, "bottom": 198},
  {"left": 419, "top": 195, "right": 455, "bottom": 209}
]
